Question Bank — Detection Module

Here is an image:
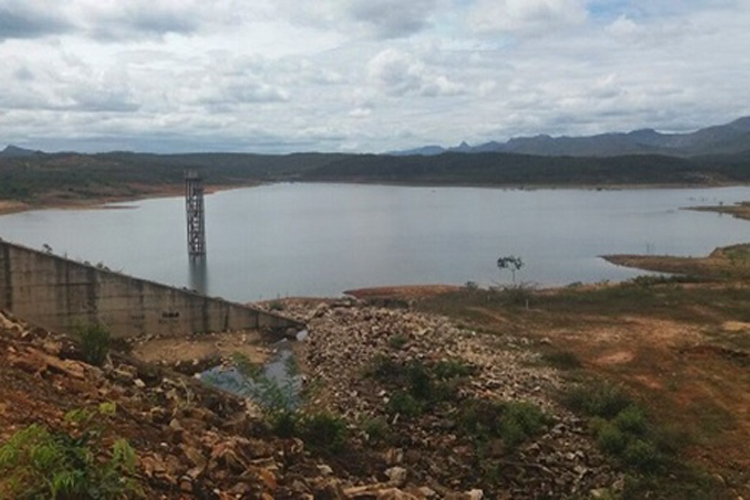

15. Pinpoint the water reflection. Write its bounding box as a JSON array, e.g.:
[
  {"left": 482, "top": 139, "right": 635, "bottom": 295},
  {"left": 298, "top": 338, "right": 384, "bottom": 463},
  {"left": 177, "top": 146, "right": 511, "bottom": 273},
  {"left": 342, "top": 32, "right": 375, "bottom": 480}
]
[{"left": 189, "top": 258, "right": 209, "bottom": 295}]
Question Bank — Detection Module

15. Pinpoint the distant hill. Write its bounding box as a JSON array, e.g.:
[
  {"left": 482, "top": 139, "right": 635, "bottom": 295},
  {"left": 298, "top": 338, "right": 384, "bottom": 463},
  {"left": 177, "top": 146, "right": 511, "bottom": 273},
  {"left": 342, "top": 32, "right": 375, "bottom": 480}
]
[
  {"left": 302, "top": 151, "right": 750, "bottom": 186},
  {"left": 3, "top": 119, "right": 750, "bottom": 204},
  {"left": 1, "top": 145, "right": 38, "bottom": 157},
  {"left": 389, "top": 116, "right": 750, "bottom": 158}
]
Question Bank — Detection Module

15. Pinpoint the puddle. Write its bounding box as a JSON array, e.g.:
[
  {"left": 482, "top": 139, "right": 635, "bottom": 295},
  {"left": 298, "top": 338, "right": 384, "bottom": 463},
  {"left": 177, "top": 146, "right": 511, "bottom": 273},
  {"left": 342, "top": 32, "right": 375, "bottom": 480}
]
[{"left": 199, "top": 339, "right": 303, "bottom": 409}]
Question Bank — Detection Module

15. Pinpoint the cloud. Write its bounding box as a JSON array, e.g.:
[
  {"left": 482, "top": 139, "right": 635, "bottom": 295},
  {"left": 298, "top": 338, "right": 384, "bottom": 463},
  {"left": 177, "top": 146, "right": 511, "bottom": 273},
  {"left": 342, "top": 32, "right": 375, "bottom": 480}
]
[
  {"left": 468, "top": 0, "right": 588, "bottom": 34},
  {"left": 367, "top": 48, "right": 464, "bottom": 97},
  {"left": 0, "top": 0, "right": 251, "bottom": 42},
  {"left": 0, "top": 1, "right": 70, "bottom": 40},
  {"left": 1, "top": 1, "right": 749, "bottom": 154},
  {"left": 347, "top": 0, "right": 438, "bottom": 38},
  {"left": 276, "top": 0, "right": 439, "bottom": 39},
  {"left": 69, "top": 0, "right": 243, "bottom": 40}
]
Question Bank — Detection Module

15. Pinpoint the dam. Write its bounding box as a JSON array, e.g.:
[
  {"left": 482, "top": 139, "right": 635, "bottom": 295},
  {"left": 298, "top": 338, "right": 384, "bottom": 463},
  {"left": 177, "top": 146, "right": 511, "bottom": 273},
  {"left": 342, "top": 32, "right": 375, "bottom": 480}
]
[{"left": 0, "top": 239, "right": 302, "bottom": 338}]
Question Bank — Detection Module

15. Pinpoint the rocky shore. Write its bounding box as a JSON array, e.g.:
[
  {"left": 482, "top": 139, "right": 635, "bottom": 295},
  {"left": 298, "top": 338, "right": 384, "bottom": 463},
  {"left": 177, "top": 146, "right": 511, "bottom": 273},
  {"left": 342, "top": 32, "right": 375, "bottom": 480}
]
[{"left": 1, "top": 295, "right": 624, "bottom": 499}]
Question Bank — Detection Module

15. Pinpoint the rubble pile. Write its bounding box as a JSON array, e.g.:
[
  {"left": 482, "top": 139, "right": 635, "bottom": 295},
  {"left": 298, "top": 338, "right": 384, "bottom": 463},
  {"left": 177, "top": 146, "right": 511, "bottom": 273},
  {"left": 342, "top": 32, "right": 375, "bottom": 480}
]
[
  {"left": 274, "top": 299, "right": 623, "bottom": 498},
  {"left": 0, "top": 310, "right": 464, "bottom": 499},
  {"left": 1, "top": 296, "right": 625, "bottom": 498}
]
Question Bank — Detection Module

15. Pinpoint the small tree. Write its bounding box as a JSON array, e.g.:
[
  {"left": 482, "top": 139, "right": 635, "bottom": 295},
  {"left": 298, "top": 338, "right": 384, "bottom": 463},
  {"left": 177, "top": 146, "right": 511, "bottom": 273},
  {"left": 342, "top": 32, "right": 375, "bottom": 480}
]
[{"left": 497, "top": 255, "right": 524, "bottom": 284}]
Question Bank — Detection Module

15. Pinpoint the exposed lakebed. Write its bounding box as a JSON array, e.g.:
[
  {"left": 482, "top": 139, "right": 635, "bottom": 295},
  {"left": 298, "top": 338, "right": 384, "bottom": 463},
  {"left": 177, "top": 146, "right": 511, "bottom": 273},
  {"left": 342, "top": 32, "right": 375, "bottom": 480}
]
[{"left": 1, "top": 183, "right": 750, "bottom": 301}]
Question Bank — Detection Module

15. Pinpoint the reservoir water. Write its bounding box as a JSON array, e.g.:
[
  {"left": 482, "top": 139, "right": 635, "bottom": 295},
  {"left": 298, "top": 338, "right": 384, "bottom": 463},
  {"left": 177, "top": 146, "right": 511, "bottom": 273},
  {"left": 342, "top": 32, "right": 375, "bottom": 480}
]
[{"left": 1, "top": 183, "right": 749, "bottom": 302}]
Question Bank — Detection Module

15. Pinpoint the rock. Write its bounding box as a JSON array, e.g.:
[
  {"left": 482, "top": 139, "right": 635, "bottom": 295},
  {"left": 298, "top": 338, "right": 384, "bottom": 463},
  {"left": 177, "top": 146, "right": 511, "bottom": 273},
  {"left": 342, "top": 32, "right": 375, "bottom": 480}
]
[
  {"left": 385, "top": 466, "right": 408, "bottom": 487},
  {"left": 418, "top": 486, "right": 437, "bottom": 498},
  {"left": 179, "top": 475, "right": 193, "bottom": 493},
  {"left": 258, "top": 468, "right": 278, "bottom": 491},
  {"left": 180, "top": 444, "right": 207, "bottom": 472},
  {"left": 385, "top": 448, "right": 404, "bottom": 466},
  {"left": 314, "top": 478, "right": 347, "bottom": 500},
  {"left": 466, "top": 489, "right": 483, "bottom": 500},
  {"left": 317, "top": 464, "right": 334, "bottom": 476},
  {"left": 229, "top": 482, "right": 254, "bottom": 495}
]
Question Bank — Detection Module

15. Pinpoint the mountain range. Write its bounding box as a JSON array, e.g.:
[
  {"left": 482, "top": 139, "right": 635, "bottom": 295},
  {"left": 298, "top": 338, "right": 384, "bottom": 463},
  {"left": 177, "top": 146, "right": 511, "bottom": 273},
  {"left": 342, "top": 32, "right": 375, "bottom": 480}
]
[
  {"left": 0, "top": 145, "right": 38, "bottom": 157},
  {"left": 390, "top": 116, "right": 750, "bottom": 158}
]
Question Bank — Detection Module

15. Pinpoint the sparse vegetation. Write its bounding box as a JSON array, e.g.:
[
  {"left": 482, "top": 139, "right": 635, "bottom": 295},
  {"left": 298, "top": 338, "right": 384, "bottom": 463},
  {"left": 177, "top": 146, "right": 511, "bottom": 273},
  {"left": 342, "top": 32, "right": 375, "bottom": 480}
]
[
  {"left": 540, "top": 350, "right": 582, "bottom": 370},
  {"left": 76, "top": 323, "right": 111, "bottom": 366},
  {"left": 387, "top": 390, "right": 423, "bottom": 417},
  {"left": 493, "top": 283, "right": 535, "bottom": 307},
  {"left": 562, "top": 382, "right": 632, "bottom": 419},
  {"left": 297, "top": 412, "right": 349, "bottom": 454},
  {"left": 0, "top": 403, "right": 140, "bottom": 499},
  {"left": 370, "top": 356, "right": 473, "bottom": 415},
  {"left": 387, "top": 333, "right": 408, "bottom": 349},
  {"left": 361, "top": 417, "right": 391, "bottom": 445},
  {"left": 458, "top": 399, "right": 549, "bottom": 451},
  {"left": 268, "top": 300, "right": 285, "bottom": 311}
]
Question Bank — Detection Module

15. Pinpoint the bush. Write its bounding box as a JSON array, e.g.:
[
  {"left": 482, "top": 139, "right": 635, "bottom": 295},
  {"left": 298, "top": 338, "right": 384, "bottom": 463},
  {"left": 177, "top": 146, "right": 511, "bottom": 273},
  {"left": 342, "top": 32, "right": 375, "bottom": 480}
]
[
  {"left": 369, "top": 357, "right": 466, "bottom": 406},
  {"left": 77, "top": 323, "right": 111, "bottom": 366},
  {"left": 298, "top": 413, "right": 348, "bottom": 454},
  {"left": 0, "top": 404, "right": 140, "bottom": 499},
  {"left": 362, "top": 417, "right": 391, "bottom": 445},
  {"left": 495, "top": 284, "right": 535, "bottom": 307},
  {"left": 433, "top": 359, "right": 474, "bottom": 379},
  {"left": 268, "top": 300, "right": 285, "bottom": 311},
  {"left": 597, "top": 423, "right": 628, "bottom": 454},
  {"left": 387, "top": 391, "right": 422, "bottom": 417},
  {"left": 562, "top": 383, "right": 632, "bottom": 419},
  {"left": 388, "top": 334, "right": 408, "bottom": 349},
  {"left": 540, "top": 350, "right": 582, "bottom": 370},
  {"left": 458, "top": 399, "right": 548, "bottom": 451},
  {"left": 270, "top": 410, "right": 299, "bottom": 438},
  {"left": 614, "top": 406, "right": 648, "bottom": 435},
  {"left": 623, "top": 440, "right": 663, "bottom": 471}
]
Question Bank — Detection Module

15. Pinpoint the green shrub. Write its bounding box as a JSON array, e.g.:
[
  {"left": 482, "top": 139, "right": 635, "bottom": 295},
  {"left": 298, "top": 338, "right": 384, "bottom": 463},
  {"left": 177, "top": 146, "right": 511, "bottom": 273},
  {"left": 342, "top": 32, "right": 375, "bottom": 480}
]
[
  {"left": 562, "top": 383, "right": 632, "bottom": 419},
  {"left": 268, "top": 300, "right": 285, "bottom": 311},
  {"left": 495, "top": 284, "right": 535, "bottom": 306},
  {"left": 458, "top": 399, "right": 548, "bottom": 451},
  {"left": 433, "top": 359, "right": 474, "bottom": 379},
  {"left": 298, "top": 413, "right": 348, "bottom": 454},
  {"left": 597, "top": 423, "right": 628, "bottom": 455},
  {"left": 270, "top": 410, "right": 299, "bottom": 438},
  {"left": 407, "top": 362, "right": 433, "bottom": 400},
  {"left": 369, "top": 357, "right": 466, "bottom": 406},
  {"left": 387, "top": 391, "right": 422, "bottom": 417},
  {"left": 388, "top": 334, "right": 408, "bottom": 349},
  {"left": 503, "top": 402, "right": 547, "bottom": 436},
  {"left": 0, "top": 404, "right": 140, "bottom": 499},
  {"left": 362, "top": 417, "right": 391, "bottom": 445},
  {"left": 540, "top": 350, "right": 582, "bottom": 370},
  {"left": 367, "top": 354, "right": 403, "bottom": 380},
  {"left": 623, "top": 440, "right": 663, "bottom": 471},
  {"left": 77, "top": 323, "right": 111, "bottom": 366},
  {"left": 614, "top": 406, "right": 648, "bottom": 436}
]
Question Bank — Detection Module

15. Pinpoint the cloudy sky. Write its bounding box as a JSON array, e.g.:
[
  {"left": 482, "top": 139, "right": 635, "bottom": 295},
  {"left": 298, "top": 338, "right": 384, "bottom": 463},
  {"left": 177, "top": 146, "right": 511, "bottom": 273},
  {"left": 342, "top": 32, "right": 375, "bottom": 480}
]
[{"left": 1, "top": 0, "right": 749, "bottom": 154}]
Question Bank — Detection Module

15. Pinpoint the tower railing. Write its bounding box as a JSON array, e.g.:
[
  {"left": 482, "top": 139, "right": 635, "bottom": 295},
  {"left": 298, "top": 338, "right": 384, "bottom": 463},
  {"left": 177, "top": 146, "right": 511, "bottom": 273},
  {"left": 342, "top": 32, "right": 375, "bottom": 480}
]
[{"left": 185, "top": 170, "right": 206, "bottom": 259}]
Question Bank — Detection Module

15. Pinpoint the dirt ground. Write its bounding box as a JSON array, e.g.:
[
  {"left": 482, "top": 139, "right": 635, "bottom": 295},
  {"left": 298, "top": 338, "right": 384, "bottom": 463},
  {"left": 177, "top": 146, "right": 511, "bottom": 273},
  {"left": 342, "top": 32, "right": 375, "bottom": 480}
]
[
  {"left": 411, "top": 284, "right": 750, "bottom": 492},
  {"left": 131, "top": 330, "right": 271, "bottom": 368}
]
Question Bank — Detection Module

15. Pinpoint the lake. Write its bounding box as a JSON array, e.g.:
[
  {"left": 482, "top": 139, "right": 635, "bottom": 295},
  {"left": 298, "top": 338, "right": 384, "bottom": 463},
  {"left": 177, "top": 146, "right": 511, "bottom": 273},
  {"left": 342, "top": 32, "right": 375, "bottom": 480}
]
[{"left": 1, "top": 183, "right": 749, "bottom": 302}]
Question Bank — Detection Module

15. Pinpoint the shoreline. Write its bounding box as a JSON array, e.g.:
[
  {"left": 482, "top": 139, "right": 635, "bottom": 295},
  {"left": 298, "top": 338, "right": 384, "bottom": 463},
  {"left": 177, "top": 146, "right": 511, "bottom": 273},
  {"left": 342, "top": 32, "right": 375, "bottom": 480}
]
[
  {"left": 0, "top": 182, "right": 260, "bottom": 216},
  {"left": 2, "top": 180, "right": 749, "bottom": 216}
]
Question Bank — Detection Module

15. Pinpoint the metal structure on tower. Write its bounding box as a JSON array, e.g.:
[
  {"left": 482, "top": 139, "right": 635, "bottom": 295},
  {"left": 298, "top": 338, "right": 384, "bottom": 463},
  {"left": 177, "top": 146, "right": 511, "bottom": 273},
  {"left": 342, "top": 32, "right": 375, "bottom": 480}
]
[{"left": 185, "top": 170, "right": 206, "bottom": 259}]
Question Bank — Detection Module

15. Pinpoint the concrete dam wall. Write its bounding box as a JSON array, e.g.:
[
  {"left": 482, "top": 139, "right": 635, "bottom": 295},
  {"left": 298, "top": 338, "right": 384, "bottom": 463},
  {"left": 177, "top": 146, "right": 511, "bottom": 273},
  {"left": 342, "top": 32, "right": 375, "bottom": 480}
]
[{"left": 0, "top": 239, "right": 302, "bottom": 338}]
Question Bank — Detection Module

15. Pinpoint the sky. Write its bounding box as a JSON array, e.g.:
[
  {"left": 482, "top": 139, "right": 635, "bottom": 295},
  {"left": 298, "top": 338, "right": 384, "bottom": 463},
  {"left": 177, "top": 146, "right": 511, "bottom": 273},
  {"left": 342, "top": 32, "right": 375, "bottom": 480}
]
[{"left": 1, "top": 0, "right": 749, "bottom": 154}]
